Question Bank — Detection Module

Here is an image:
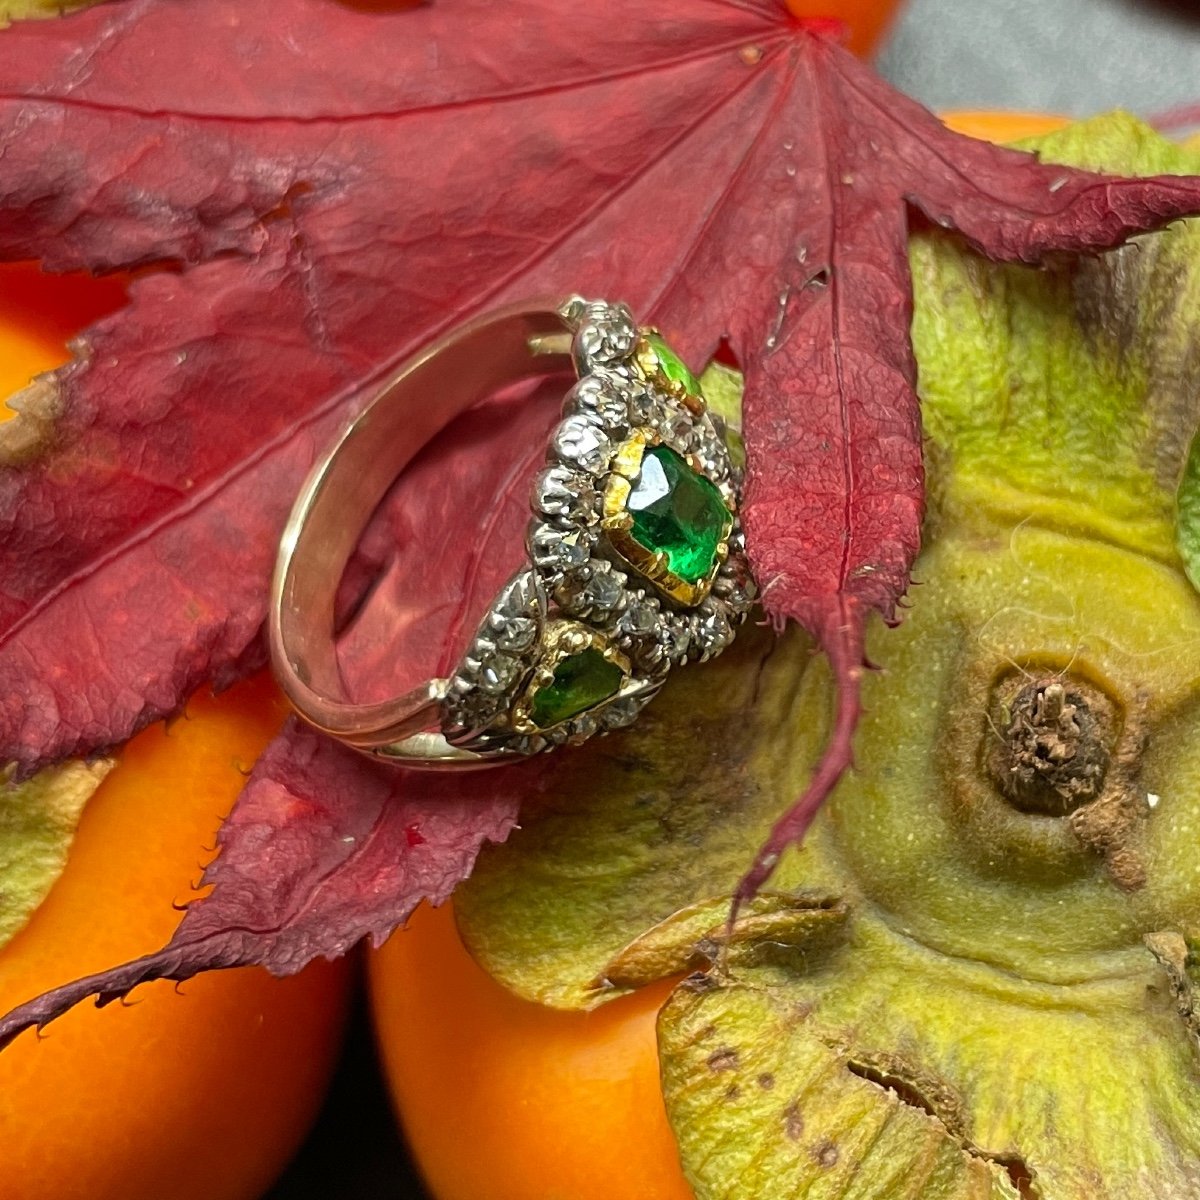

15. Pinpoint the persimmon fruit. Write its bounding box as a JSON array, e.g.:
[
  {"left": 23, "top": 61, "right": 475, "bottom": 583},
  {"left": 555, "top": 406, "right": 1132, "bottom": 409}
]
[
  {"left": 784, "top": 0, "right": 905, "bottom": 59},
  {"left": 366, "top": 111, "right": 1071, "bottom": 1200},
  {"left": 0, "top": 274, "right": 352, "bottom": 1200},
  {"left": 0, "top": 261, "right": 128, "bottom": 391},
  {"left": 371, "top": 901, "right": 690, "bottom": 1200}
]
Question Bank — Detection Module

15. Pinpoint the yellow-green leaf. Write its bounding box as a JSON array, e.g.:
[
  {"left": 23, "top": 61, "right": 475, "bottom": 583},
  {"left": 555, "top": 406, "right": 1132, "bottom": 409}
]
[
  {"left": 660, "top": 980, "right": 1021, "bottom": 1200},
  {"left": 0, "top": 759, "right": 111, "bottom": 949},
  {"left": 1179, "top": 433, "right": 1200, "bottom": 592},
  {"left": 455, "top": 623, "right": 835, "bottom": 1009},
  {"left": 660, "top": 913, "right": 1200, "bottom": 1200}
]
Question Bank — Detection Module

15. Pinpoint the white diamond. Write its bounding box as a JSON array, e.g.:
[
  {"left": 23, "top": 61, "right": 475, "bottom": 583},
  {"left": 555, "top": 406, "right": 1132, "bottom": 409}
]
[
  {"left": 534, "top": 466, "right": 595, "bottom": 522},
  {"left": 627, "top": 385, "right": 657, "bottom": 425},
  {"left": 574, "top": 305, "right": 636, "bottom": 370},
  {"left": 582, "top": 565, "right": 624, "bottom": 611},
  {"left": 620, "top": 598, "right": 659, "bottom": 636},
  {"left": 694, "top": 607, "right": 734, "bottom": 657},
  {"left": 668, "top": 624, "right": 692, "bottom": 659},
  {"left": 493, "top": 570, "right": 539, "bottom": 619},
  {"left": 714, "top": 563, "right": 757, "bottom": 614},
  {"left": 494, "top": 616, "right": 538, "bottom": 653},
  {"left": 530, "top": 524, "right": 589, "bottom": 569},
  {"left": 553, "top": 416, "right": 611, "bottom": 475},
  {"left": 568, "top": 376, "right": 630, "bottom": 432},
  {"left": 601, "top": 697, "right": 642, "bottom": 729},
  {"left": 568, "top": 713, "right": 599, "bottom": 741},
  {"left": 479, "top": 654, "right": 522, "bottom": 695},
  {"left": 662, "top": 406, "right": 696, "bottom": 449}
]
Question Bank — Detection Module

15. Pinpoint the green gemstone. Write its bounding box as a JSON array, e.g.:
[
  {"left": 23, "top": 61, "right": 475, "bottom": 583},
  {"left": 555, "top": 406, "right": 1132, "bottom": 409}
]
[
  {"left": 530, "top": 648, "right": 625, "bottom": 729},
  {"left": 627, "top": 446, "right": 731, "bottom": 583},
  {"left": 644, "top": 332, "right": 702, "bottom": 397}
]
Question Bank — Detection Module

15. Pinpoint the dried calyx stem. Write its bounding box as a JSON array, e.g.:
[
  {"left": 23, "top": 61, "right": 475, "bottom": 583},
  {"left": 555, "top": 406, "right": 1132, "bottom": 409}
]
[
  {"left": 987, "top": 678, "right": 1114, "bottom": 816},
  {"left": 980, "top": 669, "right": 1150, "bottom": 889}
]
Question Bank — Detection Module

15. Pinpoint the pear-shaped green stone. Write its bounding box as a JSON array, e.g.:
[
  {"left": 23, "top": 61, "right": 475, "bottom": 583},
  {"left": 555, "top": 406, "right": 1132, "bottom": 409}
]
[
  {"left": 645, "top": 332, "right": 702, "bottom": 397},
  {"left": 530, "top": 648, "right": 624, "bottom": 729}
]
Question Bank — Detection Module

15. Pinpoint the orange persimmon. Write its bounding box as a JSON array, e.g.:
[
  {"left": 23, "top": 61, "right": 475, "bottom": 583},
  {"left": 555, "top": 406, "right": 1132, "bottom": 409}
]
[
  {"left": 0, "top": 670, "right": 352, "bottom": 1200},
  {"left": 784, "top": 0, "right": 905, "bottom": 58},
  {"left": 0, "top": 267, "right": 352, "bottom": 1200}
]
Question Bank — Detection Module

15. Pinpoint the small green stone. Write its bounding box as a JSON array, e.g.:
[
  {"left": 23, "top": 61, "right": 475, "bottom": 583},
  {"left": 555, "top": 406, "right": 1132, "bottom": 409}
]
[
  {"left": 645, "top": 332, "right": 702, "bottom": 397},
  {"left": 627, "top": 446, "right": 731, "bottom": 583},
  {"left": 530, "top": 648, "right": 624, "bottom": 729}
]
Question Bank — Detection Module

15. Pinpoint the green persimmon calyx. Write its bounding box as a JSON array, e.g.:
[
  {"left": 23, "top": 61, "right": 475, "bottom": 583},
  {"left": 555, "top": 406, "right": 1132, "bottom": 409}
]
[
  {"left": 454, "top": 113, "right": 1200, "bottom": 1200},
  {"left": 0, "top": 760, "right": 111, "bottom": 951}
]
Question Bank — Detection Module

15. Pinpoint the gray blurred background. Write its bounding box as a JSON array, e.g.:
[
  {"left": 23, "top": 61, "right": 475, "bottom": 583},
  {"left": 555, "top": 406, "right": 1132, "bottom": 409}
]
[{"left": 879, "top": 0, "right": 1200, "bottom": 118}]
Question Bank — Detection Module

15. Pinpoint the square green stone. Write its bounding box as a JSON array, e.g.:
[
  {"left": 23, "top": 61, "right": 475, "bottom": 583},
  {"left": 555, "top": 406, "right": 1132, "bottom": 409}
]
[
  {"left": 530, "top": 648, "right": 625, "bottom": 729},
  {"left": 627, "top": 446, "right": 731, "bottom": 583}
]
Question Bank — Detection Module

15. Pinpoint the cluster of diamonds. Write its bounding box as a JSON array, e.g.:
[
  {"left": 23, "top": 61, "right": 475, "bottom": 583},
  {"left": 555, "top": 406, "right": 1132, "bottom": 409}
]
[{"left": 442, "top": 297, "right": 756, "bottom": 756}]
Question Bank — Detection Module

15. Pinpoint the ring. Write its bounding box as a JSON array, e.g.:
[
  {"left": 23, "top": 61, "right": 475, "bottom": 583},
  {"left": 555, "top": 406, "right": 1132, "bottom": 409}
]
[{"left": 269, "top": 296, "right": 756, "bottom": 768}]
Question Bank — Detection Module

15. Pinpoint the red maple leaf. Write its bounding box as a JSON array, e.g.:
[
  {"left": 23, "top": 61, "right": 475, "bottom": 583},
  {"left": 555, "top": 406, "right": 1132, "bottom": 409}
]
[{"left": 4, "top": 0, "right": 1200, "bottom": 1041}]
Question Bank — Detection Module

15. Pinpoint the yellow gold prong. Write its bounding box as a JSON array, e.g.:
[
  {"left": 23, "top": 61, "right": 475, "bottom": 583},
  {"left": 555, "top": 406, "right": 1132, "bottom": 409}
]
[
  {"left": 601, "top": 512, "right": 635, "bottom": 534},
  {"left": 610, "top": 431, "right": 651, "bottom": 479}
]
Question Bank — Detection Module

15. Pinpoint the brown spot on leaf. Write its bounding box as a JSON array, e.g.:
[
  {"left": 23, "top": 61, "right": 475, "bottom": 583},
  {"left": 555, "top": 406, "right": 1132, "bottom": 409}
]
[
  {"left": 811, "top": 1139, "right": 839, "bottom": 1168},
  {"left": 783, "top": 1100, "right": 804, "bottom": 1141},
  {"left": 724, "top": 1083, "right": 741, "bottom": 1101},
  {"left": 757, "top": 1072, "right": 775, "bottom": 1090},
  {"left": 707, "top": 1046, "right": 740, "bottom": 1072},
  {"left": 991, "top": 1153, "right": 1043, "bottom": 1200},
  {"left": 1071, "top": 240, "right": 1200, "bottom": 492},
  {"left": 1071, "top": 244, "right": 1146, "bottom": 366},
  {"left": 683, "top": 973, "right": 720, "bottom": 996},
  {"left": 847, "top": 1047, "right": 1044, "bottom": 1193}
]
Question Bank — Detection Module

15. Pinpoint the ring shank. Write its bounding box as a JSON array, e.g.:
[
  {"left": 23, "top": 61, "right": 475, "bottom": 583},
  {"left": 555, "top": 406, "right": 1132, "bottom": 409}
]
[{"left": 269, "top": 302, "right": 572, "bottom": 763}]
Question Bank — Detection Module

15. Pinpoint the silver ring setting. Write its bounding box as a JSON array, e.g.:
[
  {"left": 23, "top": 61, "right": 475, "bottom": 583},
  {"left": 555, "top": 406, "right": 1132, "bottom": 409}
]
[{"left": 439, "top": 297, "right": 755, "bottom": 757}]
